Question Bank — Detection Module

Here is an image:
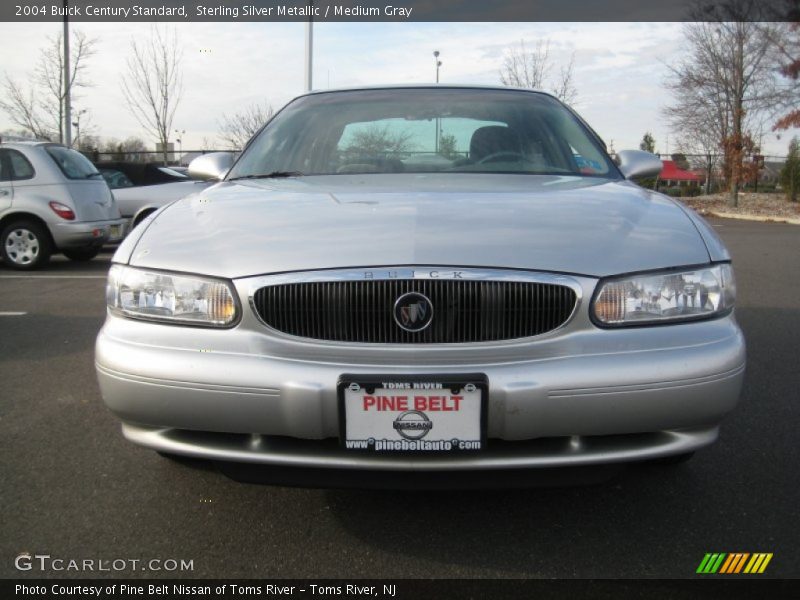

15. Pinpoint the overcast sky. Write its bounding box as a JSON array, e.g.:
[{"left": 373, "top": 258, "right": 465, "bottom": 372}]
[{"left": 0, "top": 21, "right": 796, "bottom": 155}]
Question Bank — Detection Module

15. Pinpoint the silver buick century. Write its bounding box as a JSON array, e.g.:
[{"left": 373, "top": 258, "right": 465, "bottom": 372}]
[{"left": 96, "top": 86, "right": 745, "bottom": 481}]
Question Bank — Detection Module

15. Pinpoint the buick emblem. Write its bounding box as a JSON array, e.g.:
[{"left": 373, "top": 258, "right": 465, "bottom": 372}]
[
  {"left": 393, "top": 410, "right": 433, "bottom": 440},
  {"left": 393, "top": 292, "right": 434, "bottom": 332}
]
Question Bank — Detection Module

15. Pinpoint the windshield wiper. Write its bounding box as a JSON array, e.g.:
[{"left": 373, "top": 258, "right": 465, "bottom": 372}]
[
  {"left": 85, "top": 172, "right": 103, "bottom": 179},
  {"left": 228, "top": 171, "right": 303, "bottom": 181}
]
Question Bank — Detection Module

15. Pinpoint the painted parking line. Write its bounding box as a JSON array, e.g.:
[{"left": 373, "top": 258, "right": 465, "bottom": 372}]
[{"left": 0, "top": 311, "right": 27, "bottom": 316}]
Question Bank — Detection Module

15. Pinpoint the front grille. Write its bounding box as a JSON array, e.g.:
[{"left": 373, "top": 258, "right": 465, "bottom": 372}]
[{"left": 252, "top": 278, "right": 577, "bottom": 343}]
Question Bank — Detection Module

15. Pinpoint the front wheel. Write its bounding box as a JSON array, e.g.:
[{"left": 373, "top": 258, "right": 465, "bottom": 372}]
[
  {"left": 62, "top": 247, "right": 100, "bottom": 262},
  {"left": 1, "top": 220, "right": 52, "bottom": 270}
]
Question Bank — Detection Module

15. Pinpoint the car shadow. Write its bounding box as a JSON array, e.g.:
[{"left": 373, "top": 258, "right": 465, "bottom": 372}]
[
  {"left": 314, "top": 305, "right": 798, "bottom": 577},
  {"left": 0, "top": 250, "right": 114, "bottom": 273},
  {"left": 318, "top": 461, "right": 709, "bottom": 576}
]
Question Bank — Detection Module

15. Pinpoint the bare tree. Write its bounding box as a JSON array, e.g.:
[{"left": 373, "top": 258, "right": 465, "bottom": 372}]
[
  {"left": 674, "top": 116, "right": 722, "bottom": 196},
  {"left": 200, "top": 136, "right": 216, "bottom": 151},
  {"left": 0, "top": 128, "right": 38, "bottom": 142},
  {"left": 37, "top": 31, "right": 96, "bottom": 144},
  {"left": 499, "top": 40, "right": 578, "bottom": 104},
  {"left": 666, "top": 82, "right": 729, "bottom": 196},
  {"left": 438, "top": 132, "right": 459, "bottom": 160},
  {"left": 0, "top": 30, "right": 96, "bottom": 143},
  {"left": 500, "top": 40, "right": 551, "bottom": 89},
  {"left": 342, "top": 124, "right": 414, "bottom": 158},
  {"left": 0, "top": 76, "right": 53, "bottom": 140},
  {"left": 218, "top": 102, "right": 274, "bottom": 150},
  {"left": 551, "top": 53, "right": 578, "bottom": 106},
  {"left": 664, "top": 3, "right": 791, "bottom": 206},
  {"left": 121, "top": 26, "right": 183, "bottom": 165},
  {"left": 76, "top": 133, "right": 101, "bottom": 154},
  {"left": 102, "top": 136, "right": 148, "bottom": 162}
]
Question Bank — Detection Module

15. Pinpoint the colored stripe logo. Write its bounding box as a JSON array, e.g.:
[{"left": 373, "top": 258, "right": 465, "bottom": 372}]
[{"left": 697, "top": 553, "right": 773, "bottom": 574}]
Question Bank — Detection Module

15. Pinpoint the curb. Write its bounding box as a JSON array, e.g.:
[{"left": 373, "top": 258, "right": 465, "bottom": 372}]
[{"left": 694, "top": 210, "right": 800, "bottom": 226}]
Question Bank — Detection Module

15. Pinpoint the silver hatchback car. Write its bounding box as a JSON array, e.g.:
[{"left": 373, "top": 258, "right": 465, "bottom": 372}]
[
  {"left": 0, "top": 142, "right": 125, "bottom": 269},
  {"left": 96, "top": 86, "right": 745, "bottom": 483}
]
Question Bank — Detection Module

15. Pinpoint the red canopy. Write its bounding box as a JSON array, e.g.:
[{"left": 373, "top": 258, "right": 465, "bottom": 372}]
[{"left": 659, "top": 160, "right": 702, "bottom": 182}]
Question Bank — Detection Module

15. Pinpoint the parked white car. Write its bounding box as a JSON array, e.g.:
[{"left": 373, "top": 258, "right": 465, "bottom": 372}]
[
  {"left": 0, "top": 142, "right": 126, "bottom": 269},
  {"left": 96, "top": 162, "right": 211, "bottom": 231}
]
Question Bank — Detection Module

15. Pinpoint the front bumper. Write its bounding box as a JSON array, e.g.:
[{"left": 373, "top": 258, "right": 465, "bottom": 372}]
[
  {"left": 121, "top": 423, "right": 721, "bottom": 471},
  {"left": 96, "top": 311, "right": 746, "bottom": 470},
  {"left": 51, "top": 218, "right": 126, "bottom": 249}
]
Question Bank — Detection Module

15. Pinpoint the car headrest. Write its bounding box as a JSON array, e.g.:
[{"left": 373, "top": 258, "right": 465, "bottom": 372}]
[{"left": 469, "top": 126, "right": 521, "bottom": 162}]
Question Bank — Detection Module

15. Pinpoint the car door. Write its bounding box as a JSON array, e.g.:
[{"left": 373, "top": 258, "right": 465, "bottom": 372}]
[{"left": 0, "top": 150, "right": 14, "bottom": 213}]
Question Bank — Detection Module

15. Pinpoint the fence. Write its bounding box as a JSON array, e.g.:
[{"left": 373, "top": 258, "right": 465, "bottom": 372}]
[{"left": 83, "top": 149, "right": 234, "bottom": 166}]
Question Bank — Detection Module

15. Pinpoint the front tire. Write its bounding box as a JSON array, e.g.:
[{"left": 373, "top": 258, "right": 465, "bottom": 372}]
[
  {"left": 1, "top": 220, "right": 52, "bottom": 270},
  {"left": 62, "top": 247, "right": 100, "bottom": 262}
]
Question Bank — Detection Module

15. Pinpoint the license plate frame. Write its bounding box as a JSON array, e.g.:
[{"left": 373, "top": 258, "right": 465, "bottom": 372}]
[{"left": 338, "top": 373, "right": 488, "bottom": 452}]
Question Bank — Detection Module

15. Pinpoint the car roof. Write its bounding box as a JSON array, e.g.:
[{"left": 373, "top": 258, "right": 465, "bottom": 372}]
[
  {"left": 299, "top": 83, "right": 556, "bottom": 99},
  {"left": 0, "top": 140, "right": 63, "bottom": 150}
]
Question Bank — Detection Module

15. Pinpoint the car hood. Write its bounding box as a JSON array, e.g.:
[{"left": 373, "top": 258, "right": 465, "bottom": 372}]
[{"left": 125, "top": 174, "right": 710, "bottom": 279}]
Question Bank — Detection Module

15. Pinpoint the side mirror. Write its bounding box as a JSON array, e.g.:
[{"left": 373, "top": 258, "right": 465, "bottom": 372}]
[
  {"left": 188, "top": 152, "right": 236, "bottom": 181},
  {"left": 616, "top": 150, "right": 663, "bottom": 181}
]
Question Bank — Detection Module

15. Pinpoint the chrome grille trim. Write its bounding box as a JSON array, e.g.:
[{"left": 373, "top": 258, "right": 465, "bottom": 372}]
[{"left": 244, "top": 267, "right": 582, "bottom": 344}]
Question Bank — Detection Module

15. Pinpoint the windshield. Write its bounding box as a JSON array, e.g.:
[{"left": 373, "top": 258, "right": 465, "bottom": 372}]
[
  {"left": 228, "top": 88, "right": 618, "bottom": 179},
  {"left": 99, "top": 168, "right": 135, "bottom": 189}
]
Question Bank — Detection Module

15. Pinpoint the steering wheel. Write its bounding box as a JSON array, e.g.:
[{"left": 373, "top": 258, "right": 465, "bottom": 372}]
[{"left": 476, "top": 151, "right": 529, "bottom": 165}]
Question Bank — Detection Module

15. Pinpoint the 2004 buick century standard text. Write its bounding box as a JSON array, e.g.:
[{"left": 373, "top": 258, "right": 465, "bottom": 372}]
[{"left": 95, "top": 86, "right": 745, "bottom": 481}]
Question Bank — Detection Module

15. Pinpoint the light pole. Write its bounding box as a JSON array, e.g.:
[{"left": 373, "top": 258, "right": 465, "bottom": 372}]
[
  {"left": 174, "top": 129, "right": 185, "bottom": 164},
  {"left": 63, "top": 0, "right": 71, "bottom": 146},
  {"left": 71, "top": 109, "right": 85, "bottom": 149},
  {"left": 305, "top": 1, "right": 314, "bottom": 91},
  {"left": 433, "top": 50, "right": 442, "bottom": 153}
]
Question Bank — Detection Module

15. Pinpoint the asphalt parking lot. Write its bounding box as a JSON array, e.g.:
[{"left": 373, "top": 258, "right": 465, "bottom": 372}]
[{"left": 1, "top": 217, "right": 798, "bottom": 579}]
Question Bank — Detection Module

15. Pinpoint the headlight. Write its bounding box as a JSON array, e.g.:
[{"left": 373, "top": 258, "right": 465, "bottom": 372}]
[
  {"left": 106, "top": 265, "right": 238, "bottom": 327},
  {"left": 592, "top": 263, "right": 735, "bottom": 326}
]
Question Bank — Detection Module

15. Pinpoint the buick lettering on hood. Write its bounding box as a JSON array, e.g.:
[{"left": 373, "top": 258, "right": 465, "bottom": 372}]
[{"left": 95, "top": 86, "right": 745, "bottom": 484}]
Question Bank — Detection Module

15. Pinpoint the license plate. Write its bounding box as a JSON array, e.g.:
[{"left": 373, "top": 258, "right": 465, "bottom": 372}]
[
  {"left": 339, "top": 374, "right": 487, "bottom": 452},
  {"left": 109, "top": 224, "right": 122, "bottom": 240}
]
